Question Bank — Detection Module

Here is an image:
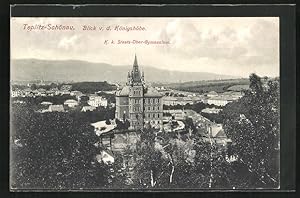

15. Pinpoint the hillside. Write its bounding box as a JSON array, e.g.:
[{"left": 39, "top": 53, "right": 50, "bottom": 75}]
[
  {"left": 11, "top": 59, "right": 239, "bottom": 83},
  {"left": 161, "top": 79, "right": 250, "bottom": 93}
]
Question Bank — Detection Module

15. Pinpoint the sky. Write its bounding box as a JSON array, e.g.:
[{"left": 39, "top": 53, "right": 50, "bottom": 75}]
[{"left": 11, "top": 17, "right": 279, "bottom": 77}]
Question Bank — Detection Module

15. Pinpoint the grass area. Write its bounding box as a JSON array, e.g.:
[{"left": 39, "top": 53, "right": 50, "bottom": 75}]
[{"left": 162, "top": 78, "right": 250, "bottom": 93}]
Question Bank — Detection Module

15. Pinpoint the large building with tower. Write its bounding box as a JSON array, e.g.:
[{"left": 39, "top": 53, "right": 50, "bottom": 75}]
[{"left": 115, "top": 54, "right": 163, "bottom": 129}]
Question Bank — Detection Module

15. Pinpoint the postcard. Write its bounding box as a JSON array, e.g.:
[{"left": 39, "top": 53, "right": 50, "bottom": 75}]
[{"left": 10, "top": 5, "right": 289, "bottom": 191}]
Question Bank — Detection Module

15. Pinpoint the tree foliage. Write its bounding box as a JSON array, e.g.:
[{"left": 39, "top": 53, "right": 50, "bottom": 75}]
[
  {"left": 222, "top": 74, "right": 280, "bottom": 188},
  {"left": 10, "top": 104, "right": 109, "bottom": 189},
  {"left": 71, "top": 82, "right": 116, "bottom": 94}
]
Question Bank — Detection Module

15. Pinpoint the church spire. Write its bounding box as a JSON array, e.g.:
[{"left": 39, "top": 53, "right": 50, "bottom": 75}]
[
  {"left": 133, "top": 53, "right": 138, "bottom": 72},
  {"left": 131, "top": 54, "right": 142, "bottom": 83}
]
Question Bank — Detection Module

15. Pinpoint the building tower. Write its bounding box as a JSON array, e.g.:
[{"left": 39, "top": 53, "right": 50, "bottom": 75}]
[
  {"left": 115, "top": 54, "right": 163, "bottom": 130},
  {"left": 128, "top": 54, "right": 144, "bottom": 129}
]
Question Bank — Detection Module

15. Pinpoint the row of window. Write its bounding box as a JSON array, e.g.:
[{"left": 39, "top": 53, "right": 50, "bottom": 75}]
[
  {"left": 145, "top": 106, "right": 160, "bottom": 111},
  {"left": 131, "top": 120, "right": 161, "bottom": 127},
  {"left": 146, "top": 113, "right": 161, "bottom": 119},
  {"left": 144, "top": 98, "right": 160, "bottom": 104},
  {"left": 133, "top": 106, "right": 140, "bottom": 112},
  {"left": 131, "top": 106, "right": 160, "bottom": 112},
  {"left": 133, "top": 90, "right": 141, "bottom": 95},
  {"left": 132, "top": 98, "right": 160, "bottom": 104}
]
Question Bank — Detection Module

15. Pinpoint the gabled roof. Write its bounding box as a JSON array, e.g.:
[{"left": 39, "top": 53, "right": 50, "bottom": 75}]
[
  {"left": 116, "top": 86, "right": 130, "bottom": 96},
  {"left": 41, "top": 101, "right": 53, "bottom": 105},
  {"left": 208, "top": 91, "right": 218, "bottom": 95},
  {"left": 49, "top": 104, "right": 64, "bottom": 112},
  {"left": 116, "top": 86, "right": 129, "bottom": 96},
  {"left": 64, "top": 99, "right": 78, "bottom": 104},
  {"left": 214, "top": 129, "right": 227, "bottom": 138},
  {"left": 102, "top": 149, "right": 114, "bottom": 157},
  {"left": 144, "top": 87, "right": 163, "bottom": 97}
]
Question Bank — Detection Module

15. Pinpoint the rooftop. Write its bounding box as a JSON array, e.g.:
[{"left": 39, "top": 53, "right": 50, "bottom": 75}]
[
  {"left": 64, "top": 99, "right": 78, "bottom": 104},
  {"left": 116, "top": 86, "right": 130, "bottom": 96},
  {"left": 144, "top": 87, "right": 163, "bottom": 97}
]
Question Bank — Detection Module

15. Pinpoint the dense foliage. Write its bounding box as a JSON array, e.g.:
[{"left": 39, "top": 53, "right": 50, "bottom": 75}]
[
  {"left": 222, "top": 74, "right": 280, "bottom": 188},
  {"left": 71, "top": 82, "right": 117, "bottom": 94},
  {"left": 10, "top": 104, "right": 114, "bottom": 189},
  {"left": 12, "top": 95, "right": 76, "bottom": 107},
  {"left": 163, "top": 102, "right": 219, "bottom": 113},
  {"left": 10, "top": 74, "right": 279, "bottom": 190}
]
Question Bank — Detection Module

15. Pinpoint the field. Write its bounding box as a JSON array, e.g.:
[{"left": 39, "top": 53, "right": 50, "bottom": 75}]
[{"left": 160, "top": 78, "right": 250, "bottom": 93}]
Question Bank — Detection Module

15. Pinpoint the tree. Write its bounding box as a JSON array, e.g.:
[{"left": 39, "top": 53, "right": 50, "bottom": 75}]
[
  {"left": 222, "top": 74, "right": 280, "bottom": 188},
  {"left": 115, "top": 119, "right": 130, "bottom": 130},
  {"left": 105, "top": 119, "right": 111, "bottom": 125},
  {"left": 184, "top": 117, "right": 197, "bottom": 133},
  {"left": 30, "top": 84, "right": 37, "bottom": 90},
  {"left": 10, "top": 104, "right": 109, "bottom": 189}
]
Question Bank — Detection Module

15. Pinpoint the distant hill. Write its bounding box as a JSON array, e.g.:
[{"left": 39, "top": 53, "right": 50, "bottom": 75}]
[{"left": 11, "top": 59, "right": 239, "bottom": 83}]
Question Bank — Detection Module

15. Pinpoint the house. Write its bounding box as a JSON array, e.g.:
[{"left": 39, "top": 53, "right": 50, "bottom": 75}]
[
  {"left": 163, "top": 96, "right": 178, "bottom": 106},
  {"left": 186, "top": 149, "right": 196, "bottom": 164},
  {"left": 23, "top": 88, "right": 32, "bottom": 96},
  {"left": 201, "top": 107, "right": 222, "bottom": 114},
  {"left": 81, "top": 106, "right": 96, "bottom": 112},
  {"left": 48, "top": 105, "right": 65, "bottom": 112},
  {"left": 208, "top": 124, "right": 223, "bottom": 138},
  {"left": 60, "top": 84, "right": 72, "bottom": 91},
  {"left": 11, "top": 89, "right": 22, "bottom": 97},
  {"left": 163, "top": 109, "right": 186, "bottom": 120},
  {"left": 206, "top": 91, "right": 218, "bottom": 97},
  {"left": 100, "top": 150, "right": 115, "bottom": 165},
  {"left": 208, "top": 123, "right": 232, "bottom": 146},
  {"left": 37, "top": 88, "right": 47, "bottom": 96},
  {"left": 41, "top": 101, "right": 53, "bottom": 105},
  {"left": 88, "top": 96, "right": 108, "bottom": 107},
  {"left": 190, "top": 96, "right": 204, "bottom": 103},
  {"left": 70, "top": 91, "right": 83, "bottom": 100},
  {"left": 91, "top": 120, "right": 117, "bottom": 136},
  {"left": 46, "top": 90, "right": 54, "bottom": 96},
  {"left": 206, "top": 96, "right": 233, "bottom": 106},
  {"left": 64, "top": 99, "right": 79, "bottom": 107},
  {"left": 50, "top": 87, "right": 60, "bottom": 95}
]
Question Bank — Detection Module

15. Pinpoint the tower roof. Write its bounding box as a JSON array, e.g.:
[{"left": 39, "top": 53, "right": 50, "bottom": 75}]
[
  {"left": 133, "top": 53, "right": 138, "bottom": 67},
  {"left": 131, "top": 54, "right": 142, "bottom": 83}
]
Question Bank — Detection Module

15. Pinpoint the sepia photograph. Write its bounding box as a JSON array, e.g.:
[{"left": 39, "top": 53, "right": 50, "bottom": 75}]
[{"left": 10, "top": 16, "right": 280, "bottom": 191}]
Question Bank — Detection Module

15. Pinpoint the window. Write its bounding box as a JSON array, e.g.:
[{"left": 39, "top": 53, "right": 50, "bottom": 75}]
[
  {"left": 148, "top": 107, "right": 150, "bottom": 111},
  {"left": 148, "top": 98, "right": 150, "bottom": 103},
  {"left": 153, "top": 114, "right": 155, "bottom": 118},
  {"left": 148, "top": 114, "right": 150, "bottom": 118},
  {"left": 158, "top": 106, "right": 160, "bottom": 110},
  {"left": 158, "top": 114, "right": 160, "bottom": 118}
]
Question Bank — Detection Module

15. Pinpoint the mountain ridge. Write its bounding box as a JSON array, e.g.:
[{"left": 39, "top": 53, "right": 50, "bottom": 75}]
[{"left": 11, "top": 58, "right": 240, "bottom": 83}]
